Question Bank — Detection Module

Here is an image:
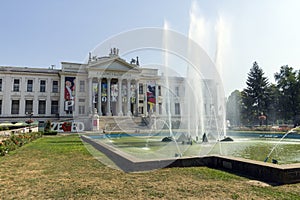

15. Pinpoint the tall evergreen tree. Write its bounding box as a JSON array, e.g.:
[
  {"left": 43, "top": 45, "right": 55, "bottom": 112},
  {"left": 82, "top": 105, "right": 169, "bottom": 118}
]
[{"left": 242, "top": 61, "right": 270, "bottom": 125}]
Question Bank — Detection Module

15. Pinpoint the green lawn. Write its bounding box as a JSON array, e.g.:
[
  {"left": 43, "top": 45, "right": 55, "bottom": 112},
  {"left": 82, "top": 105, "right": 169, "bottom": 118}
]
[{"left": 0, "top": 134, "right": 299, "bottom": 199}]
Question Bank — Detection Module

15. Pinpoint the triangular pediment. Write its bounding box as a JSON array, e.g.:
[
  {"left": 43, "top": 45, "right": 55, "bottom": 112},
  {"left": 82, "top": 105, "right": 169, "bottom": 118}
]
[{"left": 87, "top": 57, "right": 139, "bottom": 72}]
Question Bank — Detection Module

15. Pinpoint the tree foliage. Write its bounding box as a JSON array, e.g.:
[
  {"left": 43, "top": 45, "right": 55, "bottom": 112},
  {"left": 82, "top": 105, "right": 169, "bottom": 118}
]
[
  {"left": 274, "top": 65, "right": 300, "bottom": 125},
  {"left": 241, "top": 62, "right": 270, "bottom": 125},
  {"left": 226, "top": 90, "right": 242, "bottom": 126},
  {"left": 227, "top": 63, "right": 300, "bottom": 127}
]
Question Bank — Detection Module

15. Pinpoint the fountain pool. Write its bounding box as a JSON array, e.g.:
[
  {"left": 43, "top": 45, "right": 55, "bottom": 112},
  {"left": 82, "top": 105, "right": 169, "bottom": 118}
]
[{"left": 84, "top": 131, "right": 300, "bottom": 165}]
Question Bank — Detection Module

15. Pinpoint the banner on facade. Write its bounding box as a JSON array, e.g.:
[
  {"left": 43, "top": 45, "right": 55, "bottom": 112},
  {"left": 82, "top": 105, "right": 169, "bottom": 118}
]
[
  {"left": 147, "top": 80, "right": 156, "bottom": 112},
  {"left": 101, "top": 82, "right": 107, "bottom": 102},
  {"left": 111, "top": 84, "right": 118, "bottom": 102},
  {"left": 64, "top": 77, "right": 76, "bottom": 114}
]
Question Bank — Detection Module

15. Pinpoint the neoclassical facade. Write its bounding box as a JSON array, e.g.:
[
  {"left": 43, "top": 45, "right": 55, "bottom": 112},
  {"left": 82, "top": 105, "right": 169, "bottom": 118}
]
[
  {"left": 0, "top": 48, "right": 189, "bottom": 131},
  {"left": 0, "top": 48, "right": 224, "bottom": 132}
]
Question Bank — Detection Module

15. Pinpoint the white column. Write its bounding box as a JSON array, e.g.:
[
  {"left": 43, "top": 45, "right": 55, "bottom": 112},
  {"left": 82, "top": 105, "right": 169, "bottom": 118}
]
[
  {"left": 135, "top": 80, "right": 139, "bottom": 116},
  {"left": 143, "top": 83, "right": 147, "bottom": 116},
  {"left": 97, "top": 78, "right": 102, "bottom": 116},
  {"left": 162, "top": 85, "right": 167, "bottom": 116},
  {"left": 155, "top": 83, "right": 159, "bottom": 115},
  {"left": 20, "top": 98, "right": 25, "bottom": 116},
  {"left": 88, "top": 78, "right": 93, "bottom": 114},
  {"left": 33, "top": 99, "right": 38, "bottom": 118},
  {"left": 20, "top": 77, "right": 26, "bottom": 116},
  {"left": 107, "top": 78, "right": 111, "bottom": 116},
  {"left": 127, "top": 79, "right": 131, "bottom": 116},
  {"left": 59, "top": 75, "right": 65, "bottom": 116},
  {"left": 118, "top": 78, "right": 123, "bottom": 116}
]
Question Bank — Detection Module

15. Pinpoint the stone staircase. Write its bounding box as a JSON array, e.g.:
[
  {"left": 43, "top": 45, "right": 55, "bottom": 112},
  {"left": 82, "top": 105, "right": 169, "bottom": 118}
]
[{"left": 98, "top": 116, "right": 150, "bottom": 133}]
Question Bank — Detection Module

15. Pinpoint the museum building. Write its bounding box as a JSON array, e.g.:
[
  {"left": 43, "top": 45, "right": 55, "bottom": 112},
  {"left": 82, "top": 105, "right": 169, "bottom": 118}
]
[{"left": 0, "top": 48, "right": 189, "bottom": 131}]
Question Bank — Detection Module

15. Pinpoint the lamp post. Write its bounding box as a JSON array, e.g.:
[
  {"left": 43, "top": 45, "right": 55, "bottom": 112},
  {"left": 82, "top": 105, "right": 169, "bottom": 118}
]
[{"left": 26, "top": 111, "right": 34, "bottom": 132}]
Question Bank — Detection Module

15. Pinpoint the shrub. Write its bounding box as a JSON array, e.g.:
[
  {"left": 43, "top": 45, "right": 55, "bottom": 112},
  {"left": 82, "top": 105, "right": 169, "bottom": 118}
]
[
  {"left": 43, "top": 131, "right": 58, "bottom": 135},
  {"left": 0, "top": 131, "right": 43, "bottom": 156},
  {"left": 44, "top": 120, "right": 51, "bottom": 132},
  {"left": 3, "top": 138, "right": 17, "bottom": 152},
  {"left": 0, "top": 141, "right": 6, "bottom": 156}
]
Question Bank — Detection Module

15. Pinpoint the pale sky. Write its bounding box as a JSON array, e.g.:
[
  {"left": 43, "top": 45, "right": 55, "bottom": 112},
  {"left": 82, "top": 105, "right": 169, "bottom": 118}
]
[{"left": 1, "top": 0, "right": 300, "bottom": 96}]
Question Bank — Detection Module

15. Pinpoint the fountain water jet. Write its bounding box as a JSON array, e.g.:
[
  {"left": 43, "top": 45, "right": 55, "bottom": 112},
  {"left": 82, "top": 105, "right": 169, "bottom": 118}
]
[
  {"left": 162, "top": 21, "right": 183, "bottom": 157},
  {"left": 264, "top": 130, "right": 295, "bottom": 163}
]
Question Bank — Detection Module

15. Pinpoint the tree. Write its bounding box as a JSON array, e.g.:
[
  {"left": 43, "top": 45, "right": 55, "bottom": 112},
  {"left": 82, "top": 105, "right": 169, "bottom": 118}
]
[
  {"left": 242, "top": 61, "right": 270, "bottom": 126},
  {"left": 266, "top": 83, "right": 280, "bottom": 125},
  {"left": 226, "top": 90, "right": 242, "bottom": 127},
  {"left": 274, "top": 65, "right": 300, "bottom": 126}
]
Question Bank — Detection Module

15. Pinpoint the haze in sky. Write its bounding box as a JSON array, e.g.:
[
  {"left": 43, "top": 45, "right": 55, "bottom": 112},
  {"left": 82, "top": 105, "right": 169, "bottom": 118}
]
[{"left": 1, "top": 0, "right": 300, "bottom": 96}]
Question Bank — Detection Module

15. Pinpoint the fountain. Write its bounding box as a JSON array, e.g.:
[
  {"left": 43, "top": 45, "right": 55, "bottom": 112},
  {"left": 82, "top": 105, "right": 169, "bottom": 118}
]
[
  {"left": 80, "top": 3, "right": 300, "bottom": 184},
  {"left": 81, "top": 0, "right": 232, "bottom": 162},
  {"left": 81, "top": 24, "right": 229, "bottom": 164},
  {"left": 264, "top": 129, "right": 297, "bottom": 163}
]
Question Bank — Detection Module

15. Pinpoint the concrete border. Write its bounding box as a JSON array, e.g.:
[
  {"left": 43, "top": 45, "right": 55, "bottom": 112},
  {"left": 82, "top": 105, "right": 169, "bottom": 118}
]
[{"left": 81, "top": 135, "right": 300, "bottom": 184}]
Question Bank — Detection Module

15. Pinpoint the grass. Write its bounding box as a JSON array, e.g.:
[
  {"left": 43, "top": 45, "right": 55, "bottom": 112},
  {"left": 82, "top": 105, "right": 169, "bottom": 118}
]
[{"left": 0, "top": 134, "right": 299, "bottom": 199}]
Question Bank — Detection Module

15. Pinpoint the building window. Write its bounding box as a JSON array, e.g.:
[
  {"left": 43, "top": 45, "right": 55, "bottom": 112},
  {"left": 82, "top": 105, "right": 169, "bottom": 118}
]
[
  {"left": 79, "top": 105, "right": 85, "bottom": 114},
  {"left": 159, "top": 103, "right": 162, "bottom": 115},
  {"left": 13, "top": 79, "right": 20, "bottom": 92},
  {"left": 11, "top": 100, "right": 19, "bottom": 114},
  {"left": 158, "top": 86, "right": 161, "bottom": 96},
  {"left": 0, "top": 100, "right": 2, "bottom": 114},
  {"left": 79, "top": 99, "right": 85, "bottom": 102},
  {"left": 175, "top": 86, "right": 180, "bottom": 97},
  {"left": 139, "top": 83, "right": 143, "bottom": 94},
  {"left": 0, "top": 79, "right": 2, "bottom": 91},
  {"left": 138, "top": 106, "right": 143, "bottom": 114},
  {"left": 175, "top": 103, "right": 180, "bottom": 115},
  {"left": 79, "top": 80, "right": 85, "bottom": 92},
  {"left": 40, "top": 80, "right": 46, "bottom": 92},
  {"left": 25, "top": 100, "right": 33, "bottom": 114},
  {"left": 38, "top": 100, "right": 46, "bottom": 114},
  {"left": 52, "top": 81, "right": 58, "bottom": 93},
  {"left": 51, "top": 101, "right": 59, "bottom": 114},
  {"left": 27, "top": 80, "right": 33, "bottom": 92}
]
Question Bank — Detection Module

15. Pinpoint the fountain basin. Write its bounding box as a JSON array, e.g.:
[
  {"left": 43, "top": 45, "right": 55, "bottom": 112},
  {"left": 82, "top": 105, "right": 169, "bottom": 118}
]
[
  {"left": 81, "top": 134, "right": 300, "bottom": 184},
  {"left": 85, "top": 132, "right": 300, "bottom": 164}
]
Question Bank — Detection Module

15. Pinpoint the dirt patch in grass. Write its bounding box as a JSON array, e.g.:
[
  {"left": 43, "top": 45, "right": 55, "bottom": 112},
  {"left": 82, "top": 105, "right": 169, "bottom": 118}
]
[{"left": 0, "top": 135, "right": 299, "bottom": 199}]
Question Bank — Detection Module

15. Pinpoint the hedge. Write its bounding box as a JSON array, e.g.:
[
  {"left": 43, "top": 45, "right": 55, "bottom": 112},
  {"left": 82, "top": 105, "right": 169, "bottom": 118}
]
[{"left": 0, "top": 132, "right": 43, "bottom": 156}]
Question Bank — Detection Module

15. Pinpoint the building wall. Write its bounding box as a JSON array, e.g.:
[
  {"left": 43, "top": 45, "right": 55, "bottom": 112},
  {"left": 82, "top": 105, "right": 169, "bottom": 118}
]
[
  {"left": 0, "top": 54, "right": 222, "bottom": 131},
  {"left": 0, "top": 68, "right": 60, "bottom": 121}
]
